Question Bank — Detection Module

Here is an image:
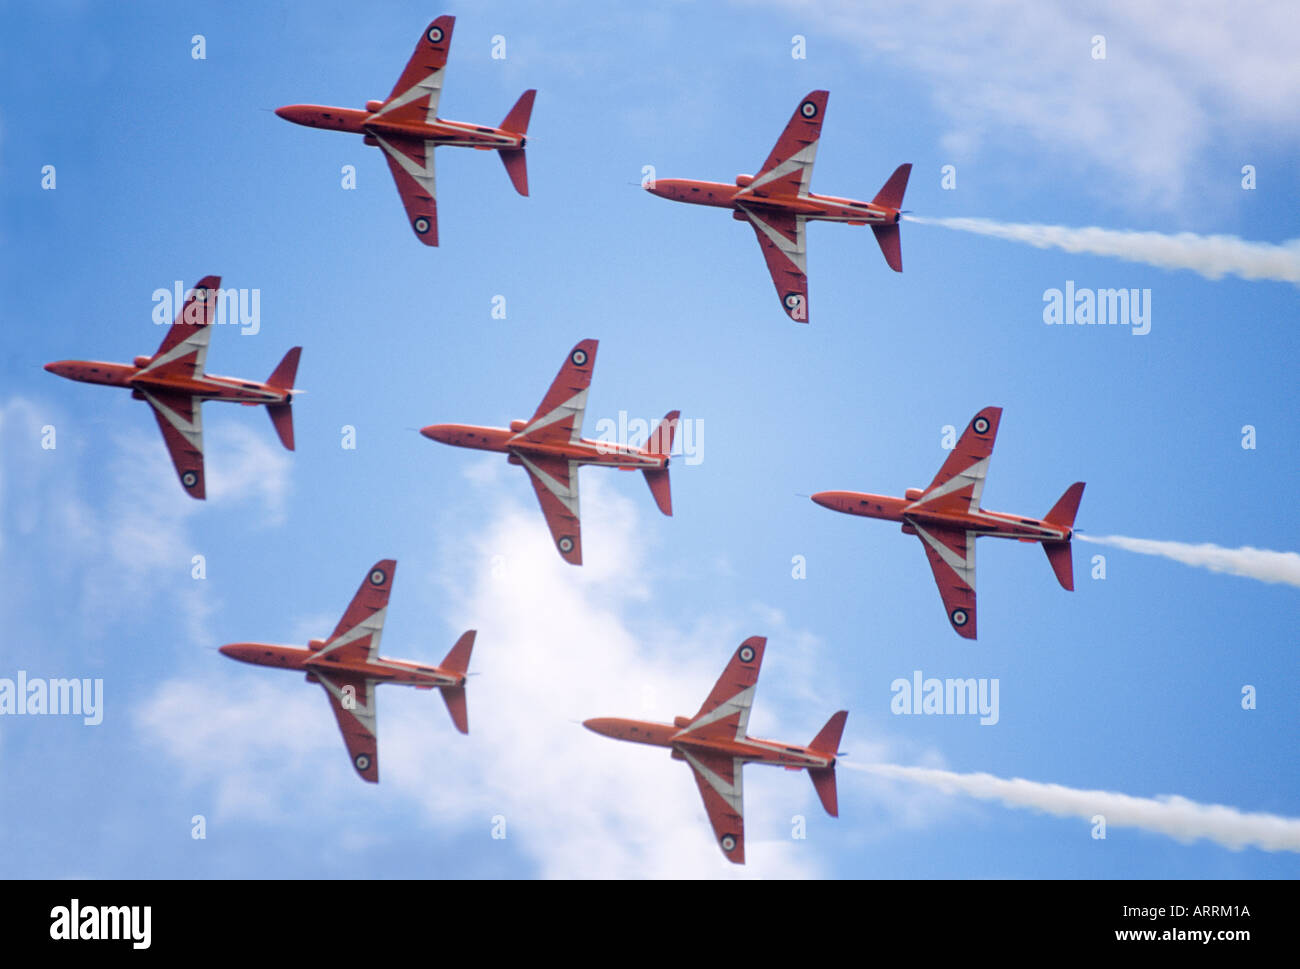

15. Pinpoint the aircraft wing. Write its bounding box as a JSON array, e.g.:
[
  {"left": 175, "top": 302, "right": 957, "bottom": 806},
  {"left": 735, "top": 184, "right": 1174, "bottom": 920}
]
[
  {"left": 912, "top": 407, "right": 1003, "bottom": 515},
  {"left": 516, "top": 452, "right": 582, "bottom": 564},
  {"left": 138, "top": 275, "right": 218, "bottom": 380},
  {"left": 681, "top": 748, "right": 746, "bottom": 864},
  {"left": 375, "top": 15, "right": 454, "bottom": 126},
  {"left": 913, "top": 523, "right": 978, "bottom": 639},
  {"left": 316, "top": 670, "right": 379, "bottom": 782},
  {"left": 676, "top": 637, "right": 765, "bottom": 743},
  {"left": 735, "top": 90, "right": 827, "bottom": 201},
  {"left": 738, "top": 205, "right": 808, "bottom": 322},
  {"left": 513, "top": 339, "right": 597, "bottom": 445},
  {"left": 375, "top": 136, "right": 439, "bottom": 245},
  {"left": 310, "top": 560, "right": 397, "bottom": 665},
  {"left": 140, "top": 388, "right": 205, "bottom": 499}
]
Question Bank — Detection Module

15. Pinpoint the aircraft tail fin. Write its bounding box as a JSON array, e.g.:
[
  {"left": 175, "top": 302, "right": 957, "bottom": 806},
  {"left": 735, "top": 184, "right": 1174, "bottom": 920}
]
[
  {"left": 266, "top": 346, "right": 302, "bottom": 391},
  {"left": 440, "top": 629, "right": 476, "bottom": 676},
  {"left": 809, "top": 710, "right": 848, "bottom": 756},
  {"left": 498, "top": 90, "right": 536, "bottom": 196},
  {"left": 808, "top": 767, "right": 839, "bottom": 817},
  {"left": 1044, "top": 481, "right": 1086, "bottom": 530},
  {"left": 440, "top": 686, "right": 469, "bottom": 734},
  {"left": 871, "top": 163, "right": 912, "bottom": 210},
  {"left": 641, "top": 410, "right": 678, "bottom": 517}
]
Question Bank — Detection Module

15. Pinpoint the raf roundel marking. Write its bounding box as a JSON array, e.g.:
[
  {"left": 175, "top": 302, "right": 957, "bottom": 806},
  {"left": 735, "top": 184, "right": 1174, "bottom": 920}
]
[
  {"left": 951, "top": 608, "right": 969, "bottom": 627},
  {"left": 784, "top": 293, "right": 803, "bottom": 310},
  {"left": 570, "top": 348, "right": 588, "bottom": 366},
  {"left": 973, "top": 416, "right": 990, "bottom": 434},
  {"left": 427, "top": 25, "right": 444, "bottom": 43},
  {"left": 800, "top": 100, "right": 818, "bottom": 119},
  {"left": 182, "top": 471, "right": 198, "bottom": 488},
  {"left": 738, "top": 644, "right": 756, "bottom": 663},
  {"left": 354, "top": 753, "right": 371, "bottom": 771},
  {"left": 720, "top": 834, "right": 737, "bottom": 851},
  {"left": 558, "top": 536, "right": 575, "bottom": 553},
  {"left": 369, "top": 568, "right": 387, "bottom": 586},
  {"left": 413, "top": 217, "right": 431, "bottom": 234}
]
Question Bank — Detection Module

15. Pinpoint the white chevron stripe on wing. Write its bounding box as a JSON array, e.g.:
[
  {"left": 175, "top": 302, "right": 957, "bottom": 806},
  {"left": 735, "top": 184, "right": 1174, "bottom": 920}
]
[
  {"left": 914, "top": 523, "right": 976, "bottom": 590},
  {"left": 375, "top": 135, "right": 437, "bottom": 199},
  {"left": 681, "top": 750, "right": 744, "bottom": 815},
  {"left": 317, "top": 673, "right": 378, "bottom": 737},
  {"left": 140, "top": 325, "right": 213, "bottom": 378},
  {"left": 310, "top": 606, "right": 387, "bottom": 663},
  {"left": 912, "top": 456, "right": 991, "bottom": 513},
  {"left": 677, "top": 686, "right": 755, "bottom": 741},
  {"left": 515, "top": 454, "right": 580, "bottom": 518},
  {"left": 140, "top": 390, "right": 203, "bottom": 452},
  {"left": 739, "top": 141, "right": 818, "bottom": 197},
  {"left": 516, "top": 389, "right": 588, "bottom": 443},
  {"left": 372, "top": 69, "right": 445, "bottom": 124},
  {"left": 738, "top": 205, "right": 807, "bottom": 274}
]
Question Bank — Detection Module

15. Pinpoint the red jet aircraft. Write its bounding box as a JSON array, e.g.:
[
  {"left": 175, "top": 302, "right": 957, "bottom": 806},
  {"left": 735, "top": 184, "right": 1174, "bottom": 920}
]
[
  {"left": 585, "top": 637, "right": 847, "bottom": 864},
  {"left": 276, "top": 15, "right": 535, "bottom": 246},
  {"left": 812, "top": 407, "right": 1085, "bottom": 640},
  {"left": 44, "top": 275, "right": 300, "bottom": 500},
  {"left": 421, "top": 339, "right": 678, "bottom": 565},
  {"left": 646, "top": 89, "right": 911, "bottom": 322},
  {"left": 220, "top": 559, "right": 475, "bottom": 783}
]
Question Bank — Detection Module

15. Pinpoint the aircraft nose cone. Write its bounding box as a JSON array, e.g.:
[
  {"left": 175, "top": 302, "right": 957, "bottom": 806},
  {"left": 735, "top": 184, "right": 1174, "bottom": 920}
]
[
  {"left": 810, "top": 491, "right": 838, "bottom": 510},
  {"left": 275, "top": 104, "right": 312, "bottom": 126},
  {"left": 44, "top": 361, "right": 70, "bottom": 378},
  {"left": 582, "top": 718, "right": 618, "bottom": 738},
  {"left": 420, "top": 424, "right": 454, "bottom": 444}
]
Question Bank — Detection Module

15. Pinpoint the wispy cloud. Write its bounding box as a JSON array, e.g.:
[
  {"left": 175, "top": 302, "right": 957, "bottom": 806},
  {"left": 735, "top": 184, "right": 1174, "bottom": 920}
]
[
  {"left": 135, "top": 469, "right": 833, "bottom": 878},
  {"left": 760, "top": 0, "right": 1300, "bottom": 206},
  {"left": 847, "top": 763, "right": 1300, "bottom": 853}
]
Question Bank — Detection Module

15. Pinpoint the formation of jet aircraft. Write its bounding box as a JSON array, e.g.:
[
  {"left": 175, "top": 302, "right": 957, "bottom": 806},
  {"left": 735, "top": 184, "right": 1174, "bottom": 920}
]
[
  {"left": 812, "top": 407, "right": 1085, "bottom": 640},
  {"left": 276, "top": 15, "right": 536, "bottom": 245},
  {"left": 43, "top": 276, "right": 300, "bottom": 499},
  {"left": 585, "top": 637, "right": 847, "bottom": 864},
  {"left": 219, "top": 559, "right": 476, "bottom": 783},
  {"left": 646, "top": 89, "right": 912, "bottom": 322},
  {"left": 34, "top": 14, "right": 1108, "bottom": 867},
  {"left": 421, "top": 339, "right": 678, "bottom": 565}
]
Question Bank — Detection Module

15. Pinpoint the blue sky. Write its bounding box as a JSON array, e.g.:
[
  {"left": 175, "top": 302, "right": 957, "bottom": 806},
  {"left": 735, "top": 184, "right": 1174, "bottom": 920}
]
[{"left": 1, "top": 0, "right": 1297, "bottom": 878}]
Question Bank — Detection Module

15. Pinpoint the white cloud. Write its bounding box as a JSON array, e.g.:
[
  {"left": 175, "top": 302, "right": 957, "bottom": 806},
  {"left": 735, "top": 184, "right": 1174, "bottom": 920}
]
[
  {"left": 759, "top": 0, "right": 1300, "bottom": 207},
  {"left": 135, "top": 467, "right": 840, "bottom": 877}
]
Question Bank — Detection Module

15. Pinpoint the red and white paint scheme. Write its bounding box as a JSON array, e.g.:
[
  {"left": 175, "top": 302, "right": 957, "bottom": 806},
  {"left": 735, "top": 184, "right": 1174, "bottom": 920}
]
[
  {"left": 812, "top": 407, "right": 1086, "bottom": 640},
  {"left": 43, "top": 275, "right": 300, "bottom": 500},
  {"left": 275, "top": 15, "right": 535, "bottom": 246},
  {"left": 585, "top": 637, "right": 847, "bottom": 865},
  {"left": 645, "top": 89, "right": 911, "bottom": 322},
  {"left": 421, "top": 339, "right": 678, "bottom": 566},
  {"left": 220, "top": 560, "right": 476, "bottom": 783}
]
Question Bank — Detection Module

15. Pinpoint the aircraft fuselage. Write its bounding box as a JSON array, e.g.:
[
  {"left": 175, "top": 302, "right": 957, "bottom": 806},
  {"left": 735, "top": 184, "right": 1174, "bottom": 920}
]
[
  {"left": 646, "top": 177, "right": 898, "bottom": 226},
  {"left": 43, "top": 359, "right": 289, "bottom": 406},
  {"left": 275, "top": 104, "right": 525, "bottom": 151},
  {"left": 420, "top": 422, "right": 668, "bottom": 471},
  {"left": 219, "top": 642, "right": 463, "bottom": 690},
  {"left": 811, "top": 490, "right": 1072, "bottom": 544},
  {"left": 583, "top": 717, "right": 833, "bottom": 771}
]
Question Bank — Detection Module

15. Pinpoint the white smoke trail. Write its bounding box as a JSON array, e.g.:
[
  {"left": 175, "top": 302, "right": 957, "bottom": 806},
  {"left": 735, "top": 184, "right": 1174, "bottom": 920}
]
[
  {"left": 1076, "top": 534, "right": 1300, "bottom": 588},
  {"left": 847, "top": 763, "right": 1300, "bottom": 853},
  {"left": 904, "top": 215, "right": 1300, "bottom": 285}
]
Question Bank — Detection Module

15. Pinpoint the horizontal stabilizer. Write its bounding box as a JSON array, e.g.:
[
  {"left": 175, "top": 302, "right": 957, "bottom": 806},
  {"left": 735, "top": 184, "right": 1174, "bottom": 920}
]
[
  {"left": 1043, "top": 541, "right": 1075, "bottom": 591},
  {"left": 440, "top": 686, "right": 469, "bottom": 734},
  {"left": 809, "top": 767, "right": 839, "bottom": 817},
  {"left": 499, "top": 149, "right": 529, "bottom": 196},
  {"left": 872, "top": 224, "right": 903, "bottom": 272},
  {"left": 266, "top": 403, "right": 295, "bottom": 451},
  {"left": 643, "top": 469, "right": 672, "bottom": 516}
]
